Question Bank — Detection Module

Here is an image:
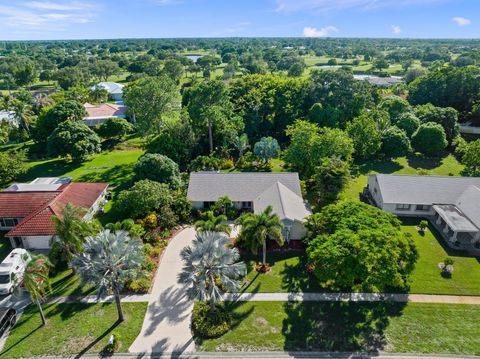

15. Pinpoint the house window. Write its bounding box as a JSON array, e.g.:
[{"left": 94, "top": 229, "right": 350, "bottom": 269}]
[
  {"left": 0, "top": 218, "right": 17, "bottom": 227},
  {"left": 395, "top": 204, "right": 411, "bottom": 210},
  {"left": 416, "top": 205, "right": 430, "bottom": 211},
  {"left": 241, "top": 201, "right": 252, "bottom": 210},
  {"left": 203, "top": 201, "right": 215, "bottom": 208}
]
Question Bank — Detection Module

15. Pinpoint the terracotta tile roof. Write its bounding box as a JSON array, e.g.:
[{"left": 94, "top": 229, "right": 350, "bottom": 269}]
[
  {"left": 4, "top": 182, "right": 108, "bottom": 237},
  {"left": 0, "top": 192, "right": 59, "bottom": 218},
  {"left": 84, "top": 103, "right": 127, "bottom": 119}
]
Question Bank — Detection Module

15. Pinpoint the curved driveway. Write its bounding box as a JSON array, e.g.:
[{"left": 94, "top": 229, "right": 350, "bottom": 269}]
[{"left": 129, "top": 227, "right": 196, "bottom": 355}]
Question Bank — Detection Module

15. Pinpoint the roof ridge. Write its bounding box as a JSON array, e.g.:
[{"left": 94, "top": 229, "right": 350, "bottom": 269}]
[{"left": 375, "top": 173, "right": 480, "bottom": 179}]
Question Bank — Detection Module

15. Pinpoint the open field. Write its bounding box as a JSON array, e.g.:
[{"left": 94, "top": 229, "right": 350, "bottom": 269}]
[
  {"left": 0, "top": 301, "right": 147, "bottom": 358},
  {"left": 198, "top": 301, "right": 480, "bottom": 355}
]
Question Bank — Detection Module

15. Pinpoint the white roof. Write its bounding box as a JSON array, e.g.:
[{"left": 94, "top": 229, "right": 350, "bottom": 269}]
[
  {"left": 4, "top": 177, "right": 71, "bottom": 192},
  {"left": 92, "top": 82, "right": 124, "bottom": 95}
]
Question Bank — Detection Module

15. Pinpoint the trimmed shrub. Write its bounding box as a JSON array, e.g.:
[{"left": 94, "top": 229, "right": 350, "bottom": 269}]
[{"left": 192, "top": 301, "right": 232, "bottom": 338}]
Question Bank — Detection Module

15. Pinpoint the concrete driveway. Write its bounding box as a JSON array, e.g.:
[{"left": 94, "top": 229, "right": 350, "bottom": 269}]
[
  {"left": 0, "top": 290, "right": 31, "bottom": 350},
  {"left": 129, "top": 226, "right": 196, "bottom": 355}
]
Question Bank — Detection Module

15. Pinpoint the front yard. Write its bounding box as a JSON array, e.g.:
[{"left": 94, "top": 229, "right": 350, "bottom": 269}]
[
  {"left": 198, "top": 301, "right": 480, "bottom": 355},
  {"left": 0, "top": 301, "right": 148, "bottom": 358}
]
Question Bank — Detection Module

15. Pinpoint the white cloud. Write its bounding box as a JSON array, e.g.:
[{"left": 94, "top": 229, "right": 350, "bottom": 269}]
[
  {"left": 153, "top": 0, "right": 183, "bottom": 5},
  {"left": 391, "top": 25, "right": 401, "bottom": 34},
  {"left": 277, "top": 0, "right": 443, "bottom": 13},
  {"left": 452, "top": 16, "right": 471, "bottom": 26},
  {"left": 23, "top": 1, "right": 87, "bottom": 11},
  {"left": 303, "top": 26, "right": 338, "bottom": 37}
]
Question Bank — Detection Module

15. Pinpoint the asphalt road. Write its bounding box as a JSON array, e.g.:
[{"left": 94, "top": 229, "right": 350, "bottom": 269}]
[{"left": 0, "top": 290, "right": 31, "bottom": 350}]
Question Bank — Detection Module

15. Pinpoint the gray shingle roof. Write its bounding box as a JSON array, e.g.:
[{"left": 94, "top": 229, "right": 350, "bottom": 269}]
[
  {"left": 456, "top": 185, "right": 480, "bottom": 229},
  {"left": 372, "top": 174, "right": 480, "bottom": 205},
  {"left": 187, "top": 172, "right": 302, "bottom": 202}
]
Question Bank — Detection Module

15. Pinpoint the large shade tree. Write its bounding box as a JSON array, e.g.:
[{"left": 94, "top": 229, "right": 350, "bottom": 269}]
[
  {"left": 72, "top": 230, "right": 144, "bottom": 322},
  {"left": 235, "top": 205, "right": 284, "bottom": 268},
  {"left": 178, "top": 231, "right": 246, "bottom": 311}
]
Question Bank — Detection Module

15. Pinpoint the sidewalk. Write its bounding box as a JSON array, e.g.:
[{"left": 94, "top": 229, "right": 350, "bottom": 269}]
[{"left": 46, "top": 293, "right": 150, "bottom": 304}]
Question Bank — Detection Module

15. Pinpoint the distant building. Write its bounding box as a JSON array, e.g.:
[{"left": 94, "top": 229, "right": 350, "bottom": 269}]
[
  {"left": 365, "top": 174, "right": 480, "bottom": 254},
  {"left": 187, "top": 172, "right": 312, "bottom": 241},
  {"left": 0, "top": 110, "right": 17, "bottom": 126},
  {"left": 354, "top": 74, "right": 404, "bottom": 87},
  {"left": 0, "top": 177, "right": 108, "bottom": 251},
  {"left": 83, "top": 103, "right": 128, "bottom": 127},
  {"left": 92, "top": 82, "right": 125, "bottom": 102}
]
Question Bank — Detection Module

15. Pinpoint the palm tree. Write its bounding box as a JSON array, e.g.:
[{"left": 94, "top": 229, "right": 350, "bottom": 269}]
[
  {"left": 178, "top": 231, "right": 246, "bottom": 311},
  {"left": 51, "top": 203, "right": 99, "bottom": 265},
  {"left": 233, "top": 134, "right": 249, "bottom": 158},
  {"left": 72, "top": 230, "right": 144, "bottom": 322},
  {"left": 195, "top": 211, "right": 231, "bottom": 235},
  {"left": 21, "top": 254, "right": 52, "bottom": 326},
  {"left": 235, "top": 205, "right": 284, "bottom": 268},
  {"left": 11, "top": 100, "right": 35, "bottom": 135}
]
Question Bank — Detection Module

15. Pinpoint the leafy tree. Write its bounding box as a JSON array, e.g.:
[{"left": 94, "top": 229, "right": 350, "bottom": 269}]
[
  {"left": 90, "top": 59, "right": 121, "bottom": 81},
  {"left": 105, "top": 219, "right": 146, "bottom": 239},
  {"left": 50, "top": 204, "right": 99, "bottom": 265},
  {"left": 461, "top": 140, "right": 480, "bottom": 176},
  {"left": 146, "top": 112, "right": 197, "bottom": 169},
  {"left": 411, "top": 122, "right": 448, "bottom": 157},
  {"left": 116, "top": 180, "right": 173, "bottom": 219},
  {"left": 0, "top": 150, "right": 27, "bottom": 185},
  {"left": 134, "top": 153, "right": 181, "bottom": 188},
  {"left": 313, "top": 157, "right": 350, "bottom": 205},
  {"left": 306, "top": 200, "right": 418, "bottom": 292},
  {"left": 72, "top": 230, "right": 144, "bottom": 322},
  {"left": 12, "top": 58, "right": 38, "bottom": 87},
  {"left": 179, "top": 231, "right": 246, "bottom": 311},
  {"left": 284, "top": 120, "right": 354, "bottom": 178},
  {"left": 288, "top": 62, "right": 305, "bottom": 77},
  {"left": 414, "top": 104, "right": 459, "bottom": 143},
  {"left": 162, "top": 59, "right": 184, "bottom": 83},
  {"left": 381, "top": 127, "right": 411, "bottom": 158},
  {"left": 307, "top": 103, "right": 339, "bottom": 128},
  {"left": 33, "top": 100, "right": 87, "bottom": 144},
  {"left": 346, "top": 113, "right": 382, "bottom": 159},
  {"left": 185, "top": 80, "right": 242, "bottom": 153},
  {"left": 378, "top": 96, "right": 411, "bottom": 121},
  {"left": 405, "top": 67, "right": 426, "bottom": 84},
  {"left": 21, "top": 254, "right": 52, "bottom": 325},
  {"left": 47, "top": 121, "right": 102, "bottom": 162},
  {"left": 253, "top": 136, "right": 280, "bottom": 163},
  {"left": 235, "top": 206, "right": 284, "bottom": 267},
  {"left": 124, "top": 76, "right": 179, "bottom": 135},
  {"left": 233, "top": 133, "right": 249, "bottom": 158},
  {"left": 395, "top": 112, "right": 420, "bottom": 138},
  {"left": 97, "top": 117, "right": 133, "bottom": 140},
  {"left": 55, "top": 66, "right": 91, "bottom": 89},
  {"left": 195, "top": 211, "right": 231, "bottom": 235}
]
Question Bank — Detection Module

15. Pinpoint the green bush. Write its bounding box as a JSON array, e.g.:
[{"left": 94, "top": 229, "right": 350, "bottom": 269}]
[
  {"left": 444, "top": 257, "right": 455, "bottom": 266},
  {"left": 126, "top": 277, "right": 151, "bottom": 293},
  {"left": 104, "top": 332, "right": 121, "bottom": 354},
  {"left": 192, "top": 302, "right": 232, "bottom": 338}
]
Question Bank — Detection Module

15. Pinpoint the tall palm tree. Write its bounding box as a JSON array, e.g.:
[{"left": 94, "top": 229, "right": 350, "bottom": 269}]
[
  {"left": 11, "top": 100, "right": 35, "bottom": 135},
  {"left": 51, "top": 203, "right": 99, "bottom": 265},
  {"left": 195, "top": 211, "right": 231, "bottom": 235},
  {"left": 21, "top": 254, "right": 52, "bottom": 326},
  {"left": 72, "top": 230, "right": 144, "bottom": 322},
  {"left": 178, "top": 231, "right": 246, "bottom": 311},
  {"left": 235, "top": 205, "right": 284, "bottom": 268}
]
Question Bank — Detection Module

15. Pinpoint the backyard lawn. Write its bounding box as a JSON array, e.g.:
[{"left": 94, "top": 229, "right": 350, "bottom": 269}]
[
  {"left": 406, "top": 219, "right": 480, "bottom": 295},
  {"left": 0, "top": 301, "right": 148, "bottom": 358},
  {"left": 198, "top": 301, "right": 480, "bottom": 355}
]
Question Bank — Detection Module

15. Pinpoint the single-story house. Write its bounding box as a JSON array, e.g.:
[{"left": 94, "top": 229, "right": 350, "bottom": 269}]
[
  {"left": 365, "top": 174, "right": 480, "bottom": 254},
  {"left": 0, "top": 177, "right": 108, "bottom": 251},
  {"left": 83, "top": 103, "right": 128, "bottom": 127},
  {"left": 0, "top": 110, "right": 17, "bottom": 126},
  {"left": 92, "top": 82, "right": 125, "bottom": 102},
  {"left": 187, "top": 172, "right": 312, "bottom": 241}
]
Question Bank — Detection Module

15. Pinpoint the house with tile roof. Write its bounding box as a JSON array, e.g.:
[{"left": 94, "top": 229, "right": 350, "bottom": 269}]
[
  {"left": 187, "top": 172, "right": 312, "bottom": 240},
  {"left": 0, "top": 178, "right": 108, "bottom": 251},
  {"left": 366, "top": 174, "right": 480, "bottom": 254},
  {"left": 83, "top": 103, "right": 128, "bottom": 127}
]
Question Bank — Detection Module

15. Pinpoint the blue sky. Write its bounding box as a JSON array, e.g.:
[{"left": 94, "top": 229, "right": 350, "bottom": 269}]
[{"left": 0, "top": 0, "right": 479, "bottom": 40}]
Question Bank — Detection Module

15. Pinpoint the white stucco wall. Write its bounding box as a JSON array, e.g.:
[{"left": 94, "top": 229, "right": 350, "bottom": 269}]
[{"left": 23, "top": 236, "right": 53, "bottom": 250}]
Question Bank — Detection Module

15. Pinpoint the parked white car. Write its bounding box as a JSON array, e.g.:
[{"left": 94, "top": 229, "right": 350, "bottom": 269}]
[{"left": 0, "top": 249, "right": 31, "bottom": 295}]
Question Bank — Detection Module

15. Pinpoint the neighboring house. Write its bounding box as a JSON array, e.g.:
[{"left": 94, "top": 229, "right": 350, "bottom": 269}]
[
  {"left": 92, "top": 82, "right": 125, "bottom": 102},
  {"left": 0, "top": 177, "right": 108, "bottom": 251},
  {"left": 353, "top": 74, "right": 404, "bottom": 87},
  {"left": 187, "top": 172, "right": 312, "bottom": 240},
  {"left": 83, "top": 103, "right": 128, "bottom": 127},
  {"left": 365, "top": 174, "right": 480, "bottom": 254},
  {"left": 0, "top": 110, "right": 17, "bottom": 126}
]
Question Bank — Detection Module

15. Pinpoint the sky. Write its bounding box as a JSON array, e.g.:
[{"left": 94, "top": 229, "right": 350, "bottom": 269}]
[{"left": 0, "top": 0, "right": 479, "bottom": 40}]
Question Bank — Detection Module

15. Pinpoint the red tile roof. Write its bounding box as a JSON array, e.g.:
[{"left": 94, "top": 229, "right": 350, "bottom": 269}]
[
  {"left": 84, "top": 103, "right": 127, "bottom": 119},
  {"left": 4, "top": 182, "right": 108, "bottom": 237}
]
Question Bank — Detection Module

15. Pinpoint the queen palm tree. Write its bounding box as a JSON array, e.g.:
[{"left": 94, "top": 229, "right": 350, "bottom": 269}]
[
  {"left": 72, "top": 230, "right": 144, "bottom": 322},
  {"left": 178, "top": 231, "right": 246, "bottom": 311},
  {"left": 11, "top": 100, "right": 35, "bottom": 135},
  {"left": 21, "top": 254, "right": 52, "bottom": 326},
  {"left": 235, "top": 205, "right": 284, "bottom": 268},
  {"left": 195, "top": 211, "right": 231, "bottom": 235}
]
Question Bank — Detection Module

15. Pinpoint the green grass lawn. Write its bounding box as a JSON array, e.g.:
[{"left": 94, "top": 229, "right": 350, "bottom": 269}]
[
  {"left": 406, "top": 219, "right": 480, "bottom": 295},
  {"left": 198, "top": 301, "right": 480, "bottom": 355},
  {"left": 48, "top": 267, "right": 95, "bottom": 297},
  {"left": 341, "top": 154, "right": 464, "bottom": 201},
  {"left": 0, "top": 301, "right": 147, "bottom": 358},
  {"left": 240, "top": 252, "right": 321, "bottom": 293}
]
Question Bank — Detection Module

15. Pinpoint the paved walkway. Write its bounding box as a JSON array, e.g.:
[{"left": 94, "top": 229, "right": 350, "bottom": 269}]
[
  {"left": 223, "top": 292, "right": 480, "bottom": 304},
  {"left": 129, "top": 227, "right": 196, "bottom": 355},
  {"left": 46, "top": 293, "right": 150, "bottom": 304}
]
